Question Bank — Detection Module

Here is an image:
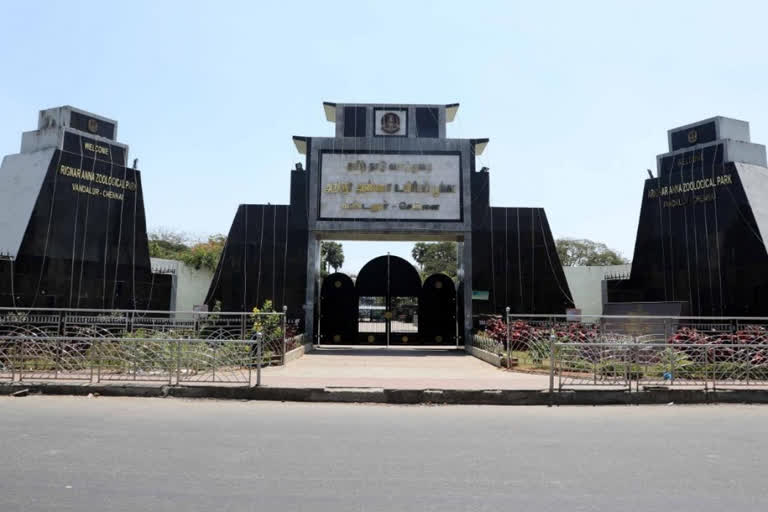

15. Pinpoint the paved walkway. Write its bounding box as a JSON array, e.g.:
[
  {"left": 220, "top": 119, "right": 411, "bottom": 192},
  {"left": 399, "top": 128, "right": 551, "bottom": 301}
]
[{"left": 261, "top": 346, "right": 551, "bottom": 390}]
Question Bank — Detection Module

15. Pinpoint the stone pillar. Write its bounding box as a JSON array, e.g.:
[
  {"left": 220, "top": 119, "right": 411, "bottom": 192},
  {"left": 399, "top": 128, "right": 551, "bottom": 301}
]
[
  {"left": 462, "top": 233, "right": 473, "bottom": 347},
  {"left": 304, "top": 235, "right": 321, "bottom": 342}
]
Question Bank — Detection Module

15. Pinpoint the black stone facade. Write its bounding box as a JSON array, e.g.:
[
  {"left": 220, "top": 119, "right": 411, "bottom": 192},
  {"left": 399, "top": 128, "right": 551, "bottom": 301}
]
[
  {"left": 0, "top": 148, "right": 170, "bottom": 310},
  {"left": 205, "top": 168, "right": 309, "bottom": 320},
  {"left": 608, "top": 158, "right": 768, "bottom": 316},
  {"left": 470, "top": 169, "right": 574, "bottom": 315}
]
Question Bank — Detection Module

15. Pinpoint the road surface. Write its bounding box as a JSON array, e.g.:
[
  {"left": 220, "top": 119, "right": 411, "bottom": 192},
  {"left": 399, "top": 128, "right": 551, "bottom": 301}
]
[{"left": 1, "top": 397, "right": 765, "bottom": 511}]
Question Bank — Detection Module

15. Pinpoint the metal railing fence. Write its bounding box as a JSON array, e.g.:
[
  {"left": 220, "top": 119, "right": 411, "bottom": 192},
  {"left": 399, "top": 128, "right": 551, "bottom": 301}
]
[
  {"left": 0, "top": 336, "right": 272, "bottom": 386},
  {"left": 0, "top": 307, "right": 295, "bottom": 386},
  {"left": 471, "top": 311, "right": 768, "bottom": 391},
  {"left": 553, "top": 341, "right": 768, "bottom": 391}
]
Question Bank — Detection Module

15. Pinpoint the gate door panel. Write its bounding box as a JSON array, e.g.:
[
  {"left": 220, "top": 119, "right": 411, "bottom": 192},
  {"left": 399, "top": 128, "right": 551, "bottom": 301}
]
[
  {"left": 419, "top": 273, "right": 457, "bottom": 345},
  {"left": 390, "top": 295, "right": 419, "bottom": 345},
  {"left": 356, "top": 255, "right": 422, "bottom": 345},
  {"left": 319, "top": 272, "right": 357, "bottom": 344}
]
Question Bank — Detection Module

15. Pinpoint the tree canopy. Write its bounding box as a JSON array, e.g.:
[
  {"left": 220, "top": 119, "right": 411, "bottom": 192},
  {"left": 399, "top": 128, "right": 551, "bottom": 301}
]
[
  {"left": 556, "top": 238, "right": 629, "bottom": 266},
  {"left": 148, "top": 229, "right": 226, "bottom": 272},
  {"left": 320, "top": 241, "right": 344, "bottom": 276},
  {"left": 411, "top": 241, "right": 458, "bottom": 279}
]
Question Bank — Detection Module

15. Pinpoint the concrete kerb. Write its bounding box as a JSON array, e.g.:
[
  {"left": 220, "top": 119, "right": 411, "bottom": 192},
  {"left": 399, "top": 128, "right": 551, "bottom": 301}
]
[
  {"left": 467, "top": 345, "right": 503, "bottom": 367},
  {"left": 283, "top": 341, "right": 313, "bottom": 364},
  {"left": 4, "top": 382, "right": 768, "bottom": 405}
]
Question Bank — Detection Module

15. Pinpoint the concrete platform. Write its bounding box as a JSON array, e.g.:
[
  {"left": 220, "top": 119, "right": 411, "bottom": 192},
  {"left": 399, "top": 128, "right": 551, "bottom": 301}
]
[{"left": 261, "top": 345, "right": 551, "bottom": 390}]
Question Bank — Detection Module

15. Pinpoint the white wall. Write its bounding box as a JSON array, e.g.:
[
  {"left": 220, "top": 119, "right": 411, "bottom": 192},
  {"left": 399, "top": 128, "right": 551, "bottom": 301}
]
[
  {"left": 563, "top": 264, "right": 631, "bottom": 316},
  {"left": 150, "top": 258, "right": 214, "bottom": 311},
  {"left": 0, "top": 149, "right": 57, "bottom": 258}
]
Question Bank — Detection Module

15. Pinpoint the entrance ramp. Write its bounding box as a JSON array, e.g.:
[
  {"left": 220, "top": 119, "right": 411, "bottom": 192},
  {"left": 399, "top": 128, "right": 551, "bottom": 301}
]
[{"left": 261, "top": 345, "right": 549, "bottom": 390}]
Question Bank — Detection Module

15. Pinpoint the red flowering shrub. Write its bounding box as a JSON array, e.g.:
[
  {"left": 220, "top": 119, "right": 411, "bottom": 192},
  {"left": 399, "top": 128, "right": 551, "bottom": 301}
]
[
  {"left": 481, "top": 317, "right": 508, "bottom": 345},
  {"left": 508, "top": 320, "right": 537, "bottom": 350},
  {"left": 667, "top": 325, "right": 768, "bottom": 364},
  {"left": 551, "top": 322, "right": 597, "bottom": 343},
  {"left": 484, "top": 320, "right": 601, "bottom": 351},
  {"left": 479, "top": 318, "right": 539, "bottom": 350}
]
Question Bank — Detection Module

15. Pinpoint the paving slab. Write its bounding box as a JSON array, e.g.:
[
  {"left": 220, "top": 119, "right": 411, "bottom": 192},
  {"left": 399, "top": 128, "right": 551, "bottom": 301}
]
[{"left": 260, "top": 345, "right": 552, "bottom": 390}]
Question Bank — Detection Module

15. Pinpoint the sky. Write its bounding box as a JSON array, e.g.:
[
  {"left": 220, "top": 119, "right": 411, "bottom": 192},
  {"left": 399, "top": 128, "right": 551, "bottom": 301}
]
[{"left": 2, "top": 1, "right": 768, "bottom": 273}]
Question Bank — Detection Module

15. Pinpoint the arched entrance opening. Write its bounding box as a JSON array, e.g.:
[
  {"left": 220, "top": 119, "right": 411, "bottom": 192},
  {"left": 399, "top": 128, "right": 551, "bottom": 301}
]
[
  {"left": 318, "top": 254, "right": 460, "bottom": 346},
  {"left": 356, "top": 255, "right": 421, "bottom": 345}
]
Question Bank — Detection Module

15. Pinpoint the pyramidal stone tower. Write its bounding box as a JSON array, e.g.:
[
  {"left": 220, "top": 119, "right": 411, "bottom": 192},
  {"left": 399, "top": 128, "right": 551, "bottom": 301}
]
[
  {"left": 0, "top": 107, "right": 170, "bottom": 309},
  {"left": 607, "top": 116, "right": 768, "bottom": 316}
]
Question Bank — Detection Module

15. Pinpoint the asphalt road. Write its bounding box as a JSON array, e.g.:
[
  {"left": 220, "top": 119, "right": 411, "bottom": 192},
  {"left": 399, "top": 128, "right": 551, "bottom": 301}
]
[{"left": 1, "top": 397, "right": 766, "bottom": 511}]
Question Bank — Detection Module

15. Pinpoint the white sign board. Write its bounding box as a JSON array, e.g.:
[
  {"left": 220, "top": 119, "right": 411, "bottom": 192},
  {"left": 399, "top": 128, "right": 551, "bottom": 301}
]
[{"left": 319, "top": 153, "right": 461, "bottom": 221}]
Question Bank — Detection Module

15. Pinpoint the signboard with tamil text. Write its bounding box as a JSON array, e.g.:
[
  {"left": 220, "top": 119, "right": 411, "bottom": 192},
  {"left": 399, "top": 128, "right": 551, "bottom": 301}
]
[{"left": 319, "top": 152, "right": 462, "bottom": 221}]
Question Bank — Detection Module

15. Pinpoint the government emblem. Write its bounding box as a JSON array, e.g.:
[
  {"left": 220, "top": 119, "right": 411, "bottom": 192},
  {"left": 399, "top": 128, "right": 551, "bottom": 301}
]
[{"left": 381, "top": 112, "right": 401, "bottom": 134}]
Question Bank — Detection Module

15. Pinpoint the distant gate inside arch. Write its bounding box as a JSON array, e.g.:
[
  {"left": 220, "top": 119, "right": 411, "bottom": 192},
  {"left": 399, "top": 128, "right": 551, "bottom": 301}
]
[{"left": 319, "top": 254, "right": 457, "bottom": 346}]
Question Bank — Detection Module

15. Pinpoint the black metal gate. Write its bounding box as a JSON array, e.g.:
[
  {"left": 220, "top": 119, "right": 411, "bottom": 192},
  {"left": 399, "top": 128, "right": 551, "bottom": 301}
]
[
  {"left": 319, "top": 272, "right": 357, "bottom": 344},
  {"left": 318, "top": 256, "right": 457, "bottom": 346},
  {"left": 419, "top": 273, "right": 457, "bottom": 346},
  {"left": 356, "top": 255, "right": 421, "bottom": 345}
]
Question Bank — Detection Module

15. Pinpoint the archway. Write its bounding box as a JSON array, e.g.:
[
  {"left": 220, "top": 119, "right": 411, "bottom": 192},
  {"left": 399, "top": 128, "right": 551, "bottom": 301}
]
[{"left": 356, "top": 255, "right": 422, "bottom": 345}]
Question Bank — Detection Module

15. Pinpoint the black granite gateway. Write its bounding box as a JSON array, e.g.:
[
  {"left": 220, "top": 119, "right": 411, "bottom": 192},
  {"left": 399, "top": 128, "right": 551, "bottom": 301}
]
[
  {"left": 469, "top": 170, "right": 573, "bottom": 316},
  {"left": 0, "top": 107, "right": 171, "bottom": 309},
  {"left": 204, "top": 174, "right": 309, "bottom": 320},
  {"left": 607, "top": 117, "right": 768, "bottom": 316},
  {"left": 206, "top": 102, "right": 571, "bottom": 344}
]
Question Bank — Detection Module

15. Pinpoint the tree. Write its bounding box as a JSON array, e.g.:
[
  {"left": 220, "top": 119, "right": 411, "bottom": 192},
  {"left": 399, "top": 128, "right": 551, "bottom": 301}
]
[
  {"left": 148, "top": 229, "right": 226, "bottom": 272},
  {"left": 320, "top": 242, "right": 344, "bottom": 276},
  {"left": 184, "top": 234, "right": 227, "bottom": 271},
  {"left": 148, "top": 228, "right": 189, "bottom": 259},
  {"left": 556, "top": 238, "right": 629, "bottom": 266},
  {"left": 411, "top": 241, "right": 458, "bottom": 279}
]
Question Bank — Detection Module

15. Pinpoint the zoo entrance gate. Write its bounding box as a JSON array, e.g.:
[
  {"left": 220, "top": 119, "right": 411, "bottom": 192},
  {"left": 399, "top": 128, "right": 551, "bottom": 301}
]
[{"left": 318, "top": 255, "right": 459, "bottom": 346}]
